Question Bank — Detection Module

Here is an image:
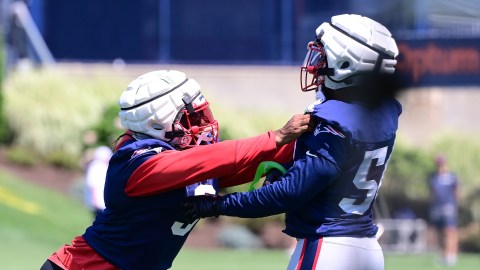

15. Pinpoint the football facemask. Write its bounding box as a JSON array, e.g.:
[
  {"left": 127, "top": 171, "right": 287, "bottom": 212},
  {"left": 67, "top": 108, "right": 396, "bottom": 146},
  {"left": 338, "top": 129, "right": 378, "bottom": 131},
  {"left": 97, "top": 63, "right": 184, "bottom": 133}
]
[
  {"left": 167, "top": 96, "right": 219, "bottom": 149},
  {"left": 300, "top": 41, "right": 334, "bottom": 92}
]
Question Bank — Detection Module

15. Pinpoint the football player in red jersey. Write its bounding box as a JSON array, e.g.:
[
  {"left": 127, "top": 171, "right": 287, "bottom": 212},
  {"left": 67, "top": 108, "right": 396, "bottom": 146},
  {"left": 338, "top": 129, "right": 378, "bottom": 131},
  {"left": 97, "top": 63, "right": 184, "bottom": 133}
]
[{"left": 40, "top": 69, "right": 313, "bottom": 270}]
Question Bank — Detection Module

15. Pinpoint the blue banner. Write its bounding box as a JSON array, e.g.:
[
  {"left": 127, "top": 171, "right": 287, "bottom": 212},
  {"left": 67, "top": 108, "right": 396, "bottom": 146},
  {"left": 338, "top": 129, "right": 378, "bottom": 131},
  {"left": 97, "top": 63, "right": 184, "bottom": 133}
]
[{"left": 396, "top": 38, "right": 480, "bottom": 87}]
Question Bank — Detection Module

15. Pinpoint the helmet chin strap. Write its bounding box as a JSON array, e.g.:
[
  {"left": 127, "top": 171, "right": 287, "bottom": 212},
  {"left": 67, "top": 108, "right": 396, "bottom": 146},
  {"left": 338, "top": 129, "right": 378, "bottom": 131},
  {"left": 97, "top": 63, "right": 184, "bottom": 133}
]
[{"left": 195, "top": 131, "right": 213, "bottom": 145}]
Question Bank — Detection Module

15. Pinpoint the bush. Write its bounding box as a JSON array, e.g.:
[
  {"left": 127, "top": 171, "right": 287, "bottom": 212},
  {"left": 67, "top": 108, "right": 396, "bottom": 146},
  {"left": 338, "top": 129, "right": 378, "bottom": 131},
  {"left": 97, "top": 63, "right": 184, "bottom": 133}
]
[
  {"left": 380, "top": 134, "right": 480, "bottom": 225},
  {"left": 2, "top": 67, "right": 295, "bottom": 169},
  {"left": 90, "top": 103, "right": 123, "bottom": 147},
  {"left": 460, "top": 227, "right": 480, "bottom": 252},
  {"left": 383, "top": 140, "right": 434, "bottom": 200},
  {"left": 0, "top": 32, "right": 13, "bottom": 144},
  {"left": 45, "top": 149, "right": 81, "bottom": 169},
  {"left": 4, "top": 146, "right": 39, "bottom": 167},
  {"left": 3, "top": 68, "right": 126, "bottom": 168}
]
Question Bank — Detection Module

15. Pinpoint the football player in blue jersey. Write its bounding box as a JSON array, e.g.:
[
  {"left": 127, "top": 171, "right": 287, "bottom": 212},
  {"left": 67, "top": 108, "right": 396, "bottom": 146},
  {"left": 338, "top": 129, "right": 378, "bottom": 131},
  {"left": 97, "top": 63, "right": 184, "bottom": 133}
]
[
  {"left": 183, "top": 14, "right": 403, "bottom": 270},
  {"left": 40, "top": 70, "right": 312, "bottom": 270},
  {"left": 428, "top": 154, "right": 459, "bottom": 266}
]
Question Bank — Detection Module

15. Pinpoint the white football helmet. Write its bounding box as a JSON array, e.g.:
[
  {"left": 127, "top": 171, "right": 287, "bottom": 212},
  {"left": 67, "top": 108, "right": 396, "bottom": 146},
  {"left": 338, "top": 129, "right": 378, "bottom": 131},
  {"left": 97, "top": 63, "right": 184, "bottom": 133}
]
[
  {"left": 118, "top": 70, "right": 219, "bottom": 148},
  {"left": 301, "top": 14, "right": 399, "bottom": 92}
]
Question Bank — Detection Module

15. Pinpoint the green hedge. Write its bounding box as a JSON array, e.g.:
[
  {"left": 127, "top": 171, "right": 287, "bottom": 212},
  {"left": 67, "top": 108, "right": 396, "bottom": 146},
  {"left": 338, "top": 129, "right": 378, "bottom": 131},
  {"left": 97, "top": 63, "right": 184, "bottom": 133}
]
[
  {"left": 2, "top": 68, "right": 127, "bottom": 168},
  {"left": 2, "top": 68, "right": 291, "bottom": 169},
  {"left": 381, "top": 133, "right": 480, "bottom": 226},
  {"left": 0, "top": 31, "right": 11, "bottom": 143}
]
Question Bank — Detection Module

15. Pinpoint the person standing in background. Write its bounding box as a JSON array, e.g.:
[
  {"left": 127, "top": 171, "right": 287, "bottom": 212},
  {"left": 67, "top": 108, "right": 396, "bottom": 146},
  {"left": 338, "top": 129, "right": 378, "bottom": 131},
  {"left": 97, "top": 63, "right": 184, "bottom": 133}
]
[
  {"left": 84, "top": 145, "right": 113, "bottom": 218},
  {"left": 428, "top": 154, "right": 459, "bottom": 266}
]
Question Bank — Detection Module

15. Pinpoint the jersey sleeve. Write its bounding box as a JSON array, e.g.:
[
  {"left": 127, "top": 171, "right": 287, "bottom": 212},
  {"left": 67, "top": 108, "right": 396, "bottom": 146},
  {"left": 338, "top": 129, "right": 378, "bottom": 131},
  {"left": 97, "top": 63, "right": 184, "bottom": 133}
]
[
  {"left": 125, "top": 131, "right": 283, "bottom": 196},
  {"left": 217, "top": 142, "right": 294, "bottom": 188},
  {"left": 216, "top": 123, "right": 349, "bottom": 217},
  {"left": 219, "top": 153, "right": 341, "bottom": 217}
]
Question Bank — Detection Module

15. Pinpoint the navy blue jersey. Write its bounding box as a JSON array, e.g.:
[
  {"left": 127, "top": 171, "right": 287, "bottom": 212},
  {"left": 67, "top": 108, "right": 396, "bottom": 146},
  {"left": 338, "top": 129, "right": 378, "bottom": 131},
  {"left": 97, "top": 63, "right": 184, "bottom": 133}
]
[
  {"left": 83, "top": 139, "right": 218, "bottom": 270},
  {"left": 219, "top": 99, "right": 401, "bottom": 238},
  {"left": 429, "top": 172, "right": 458, "bottom": 207},
  {"left": 428, "top": 171, "right": 458, "bottom": 228}
]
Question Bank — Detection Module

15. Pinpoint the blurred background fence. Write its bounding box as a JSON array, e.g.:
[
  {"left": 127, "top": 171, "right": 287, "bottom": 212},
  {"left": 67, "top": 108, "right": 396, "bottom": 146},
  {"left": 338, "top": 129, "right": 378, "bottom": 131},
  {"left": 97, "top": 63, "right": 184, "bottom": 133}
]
[{"left": 2, "top": 0, "right": 480, "bottom": 88}]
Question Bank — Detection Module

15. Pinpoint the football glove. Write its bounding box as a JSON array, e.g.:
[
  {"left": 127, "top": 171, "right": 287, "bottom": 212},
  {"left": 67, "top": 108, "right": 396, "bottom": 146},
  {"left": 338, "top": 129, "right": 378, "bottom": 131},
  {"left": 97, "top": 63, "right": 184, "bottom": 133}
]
[
  {"left": 263, "top": 168, "right": 285, "bottom": 186},
  {"left": 182, "top": 194, "right": 223, "bottom": 223},
  {"left": 248, "top": 161, "right": 287, "bottom": 191}
]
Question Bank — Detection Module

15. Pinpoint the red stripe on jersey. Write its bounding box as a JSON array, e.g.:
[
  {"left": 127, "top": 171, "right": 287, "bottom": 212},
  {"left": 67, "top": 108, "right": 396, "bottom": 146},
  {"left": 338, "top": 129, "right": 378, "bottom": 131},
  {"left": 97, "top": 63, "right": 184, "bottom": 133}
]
[
  {"left": 296, "top": 239, "right": 308, "bottom": 270},
  {"left": 312, "top": 238, "right": 323, "bottom": 269}
]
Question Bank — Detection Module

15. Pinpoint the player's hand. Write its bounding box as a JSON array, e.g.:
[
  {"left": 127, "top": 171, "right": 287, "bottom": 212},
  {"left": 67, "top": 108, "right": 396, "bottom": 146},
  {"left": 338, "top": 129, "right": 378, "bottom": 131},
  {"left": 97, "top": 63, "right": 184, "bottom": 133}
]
[
  {"left": 274, "top": 114, "right": 315, "bottom": 146},
  {"left": 182, "top": 194, "right": 223, "bottom": 223},
  {"left": 263, "top": 168, "right": 284, "bottom": 186}
]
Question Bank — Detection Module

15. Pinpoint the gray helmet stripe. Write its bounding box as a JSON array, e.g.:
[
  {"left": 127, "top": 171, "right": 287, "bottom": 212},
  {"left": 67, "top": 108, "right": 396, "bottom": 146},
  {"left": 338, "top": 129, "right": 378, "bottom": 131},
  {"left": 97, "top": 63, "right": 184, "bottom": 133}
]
[
  {"left": 183, "top": 90, "right": 202, "bottom": 114},
  {"left": 120, "top": 78, "right": 189, "bottom": 110}
]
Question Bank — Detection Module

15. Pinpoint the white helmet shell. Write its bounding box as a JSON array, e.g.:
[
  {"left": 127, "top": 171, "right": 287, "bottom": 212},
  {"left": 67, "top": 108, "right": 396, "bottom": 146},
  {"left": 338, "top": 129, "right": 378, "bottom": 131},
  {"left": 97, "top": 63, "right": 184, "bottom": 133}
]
[
  {"left": 317, "top": 14, "right": 399, "bottom": 90},
  {"left": 118, "top": 70, "right": 204, "bottom": 142}
]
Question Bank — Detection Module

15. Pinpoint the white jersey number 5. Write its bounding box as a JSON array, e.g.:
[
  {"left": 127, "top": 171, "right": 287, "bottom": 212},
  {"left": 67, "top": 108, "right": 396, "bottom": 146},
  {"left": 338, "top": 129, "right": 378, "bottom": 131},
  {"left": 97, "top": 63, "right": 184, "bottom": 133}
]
[
  {"left": 171, "top": 184, "right": 216, "bottom": 236},
  {"left": 339, "top": 147, "right": 388, "bottom": 215}
]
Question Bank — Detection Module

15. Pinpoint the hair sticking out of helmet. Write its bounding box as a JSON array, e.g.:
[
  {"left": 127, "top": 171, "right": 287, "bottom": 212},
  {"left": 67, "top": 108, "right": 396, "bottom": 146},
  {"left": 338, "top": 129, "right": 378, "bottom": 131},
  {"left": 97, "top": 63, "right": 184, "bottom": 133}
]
[
  {"left": 321, "top": 71, "right": 404, "bottom": 108},
  {"left": 300, "top": 14, "right": 399, "bottom": 92},
  {"left": 118, "top": 70, "right": 219, "bottom": 149}
]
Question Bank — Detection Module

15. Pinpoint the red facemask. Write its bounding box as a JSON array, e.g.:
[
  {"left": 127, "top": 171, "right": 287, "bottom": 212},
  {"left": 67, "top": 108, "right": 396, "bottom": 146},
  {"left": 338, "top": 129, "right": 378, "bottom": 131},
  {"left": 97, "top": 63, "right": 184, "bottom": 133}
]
[
  {"left": 300, "top": 41, "right": 333, "bottom": 92},
  {"left": 170, "top": 99, "right": 219, "bottom": 149}
]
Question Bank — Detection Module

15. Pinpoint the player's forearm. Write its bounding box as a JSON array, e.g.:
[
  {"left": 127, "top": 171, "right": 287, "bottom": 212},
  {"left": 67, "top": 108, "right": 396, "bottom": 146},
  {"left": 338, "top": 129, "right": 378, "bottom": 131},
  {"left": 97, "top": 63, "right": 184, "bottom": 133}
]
[
  {"left": 219, "top": 156, "right": 340, "bottom": 217},
  {"left": 218, "top": 142, "right": 294, "bottom": 188},
  {"left": 125, "top": 131, "right": 279, "bottom": 196}
]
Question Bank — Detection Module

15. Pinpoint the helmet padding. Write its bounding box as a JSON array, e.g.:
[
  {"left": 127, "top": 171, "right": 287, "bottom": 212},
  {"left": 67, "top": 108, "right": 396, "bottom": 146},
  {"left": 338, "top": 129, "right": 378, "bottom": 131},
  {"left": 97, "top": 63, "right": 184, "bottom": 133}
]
[
  {"left": 317, "top": 14, "right": 398, "bottom": 90},
  {"left": 118, "top": 70, "right": 218, "bottom": 148}
]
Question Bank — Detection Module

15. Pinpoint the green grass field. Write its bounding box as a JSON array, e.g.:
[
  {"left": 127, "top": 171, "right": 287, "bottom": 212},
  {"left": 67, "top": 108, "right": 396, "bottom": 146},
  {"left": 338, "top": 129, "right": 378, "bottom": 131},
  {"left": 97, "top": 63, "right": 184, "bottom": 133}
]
[
  {"left": 0, "top": 170, "right": 92, "bottom": 269},
  {"left": 1, "top": 170, "right": 479, "bottom": 270}
]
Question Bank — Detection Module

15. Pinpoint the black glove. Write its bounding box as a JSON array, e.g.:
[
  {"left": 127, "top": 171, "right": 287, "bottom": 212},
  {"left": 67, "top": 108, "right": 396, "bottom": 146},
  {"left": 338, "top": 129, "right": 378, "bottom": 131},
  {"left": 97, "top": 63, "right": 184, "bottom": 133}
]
[
  {"left": 263, "top": 168, "right": 284, "bottom": 186},
  {"left": 182, "top": 194, "right": 223, "bottom": 223}
]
